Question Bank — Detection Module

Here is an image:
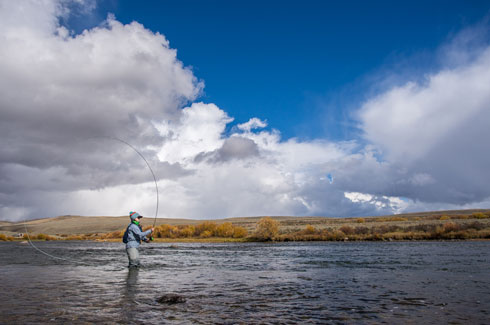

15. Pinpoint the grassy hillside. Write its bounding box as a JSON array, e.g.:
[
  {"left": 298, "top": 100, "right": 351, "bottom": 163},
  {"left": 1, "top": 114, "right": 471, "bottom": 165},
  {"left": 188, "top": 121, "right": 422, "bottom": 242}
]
[{"left": 1, "top": 209, "right": 489, "bottom": 241}]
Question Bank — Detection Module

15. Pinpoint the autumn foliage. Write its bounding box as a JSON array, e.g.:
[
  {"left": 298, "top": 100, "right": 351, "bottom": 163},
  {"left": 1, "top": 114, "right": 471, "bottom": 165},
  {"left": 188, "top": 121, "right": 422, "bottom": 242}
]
[{"left": 152, "top": 221, "right": 248, "bottom": 239}]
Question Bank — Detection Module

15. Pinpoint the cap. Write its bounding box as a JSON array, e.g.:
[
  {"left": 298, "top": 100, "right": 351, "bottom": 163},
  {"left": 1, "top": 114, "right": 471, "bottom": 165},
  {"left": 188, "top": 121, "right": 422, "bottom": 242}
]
[{"left": 129, "top": 211, "right": 143, "bottom": 220}]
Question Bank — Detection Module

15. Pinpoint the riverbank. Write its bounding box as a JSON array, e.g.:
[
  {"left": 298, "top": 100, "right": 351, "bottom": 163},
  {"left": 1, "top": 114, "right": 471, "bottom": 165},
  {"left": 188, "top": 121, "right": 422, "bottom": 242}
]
[{"left": 1, "top": 209, "right": 489, "bottom": 242}]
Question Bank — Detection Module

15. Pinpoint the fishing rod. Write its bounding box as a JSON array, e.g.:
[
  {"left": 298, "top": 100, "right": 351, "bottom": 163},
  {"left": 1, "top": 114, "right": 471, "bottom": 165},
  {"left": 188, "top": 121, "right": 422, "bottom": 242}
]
[
  {"left": 106, "top": 136, "right": 159, "bottom": 229},
  {"left": 23, "top": 136, "right": 160, "bottom": 263}
]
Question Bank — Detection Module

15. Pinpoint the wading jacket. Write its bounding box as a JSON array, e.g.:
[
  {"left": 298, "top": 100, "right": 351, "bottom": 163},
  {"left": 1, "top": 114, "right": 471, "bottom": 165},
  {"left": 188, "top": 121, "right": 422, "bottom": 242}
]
[{"left": 123, "top": 223, "right": 151, "bottom": 249}]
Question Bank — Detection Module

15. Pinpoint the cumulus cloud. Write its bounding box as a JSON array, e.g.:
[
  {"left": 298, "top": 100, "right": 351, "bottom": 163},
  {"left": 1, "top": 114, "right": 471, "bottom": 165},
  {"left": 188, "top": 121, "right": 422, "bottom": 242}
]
[
  {"left": 0, "top": 0, "right": 201, "bottom": 220},
  {"left": 150, "top": 102, "right": 385, "bottom": 219},
  {"left": 237, "top": 117, "right": 267, "bottom": 132},
  {"left": 1, "top": 1, "right": 489, "bottom": 221},
  {"left": 357, "top": 44, "right": 490, "bottom": 205}
]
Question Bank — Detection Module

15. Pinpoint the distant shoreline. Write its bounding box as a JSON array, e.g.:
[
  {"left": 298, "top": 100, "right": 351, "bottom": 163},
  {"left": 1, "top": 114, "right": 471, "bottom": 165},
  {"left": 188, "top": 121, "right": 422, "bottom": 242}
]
[{"left": 1, "top": 209, "right": 489, "bottom": 242}]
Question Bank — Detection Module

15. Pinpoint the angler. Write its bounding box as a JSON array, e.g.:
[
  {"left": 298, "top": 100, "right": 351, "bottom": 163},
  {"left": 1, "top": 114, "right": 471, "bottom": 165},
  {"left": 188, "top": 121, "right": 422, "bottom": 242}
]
[{"left": 123, "top": 211, "right": 154, "bottom": 267}]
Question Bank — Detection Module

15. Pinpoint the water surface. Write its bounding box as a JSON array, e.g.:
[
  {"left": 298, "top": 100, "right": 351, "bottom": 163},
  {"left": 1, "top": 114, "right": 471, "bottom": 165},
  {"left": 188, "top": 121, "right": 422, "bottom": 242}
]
[{"left": 1, "top": 241, "right": 489, "bottom": 324}]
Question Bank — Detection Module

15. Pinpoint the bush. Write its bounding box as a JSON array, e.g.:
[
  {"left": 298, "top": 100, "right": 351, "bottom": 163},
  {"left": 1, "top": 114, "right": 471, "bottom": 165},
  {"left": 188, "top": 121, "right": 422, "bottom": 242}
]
[
  {"left": 66, "top": 235, "right": 84, "bottom": 240},
  {"left": 155, "top": 224, "right": 179, "bottom": 238},
  {"left": 232, "top": 226, "right": 248, "bottom": 238},
  {"left": 103, "top": 230, "right": 124, "bottom": 239},
  {"left": 33, "top": 233, "right": 56, "bottom": 241},
  {"left": 200, "top": 230, "right": 213, "bottom": 238},
  {"left": 443, "top": 222, "right": 461, "bottom": 233},
  {"left": 387, "top": 217, "right": 408, "bottom": 222},
  {"left": 0, "top": 234, "right": 6, "bottom": 241},
  {"left": 304, "top": 225, "right": 317, "bottom": 235},
  {"left": 472, "top": 212, "right": 488, "bottom": 219},
  {"left": 195, "top": 221, "right": 217, "bottom": 237},
  {"left": 352, "top": 226, "right": 368, "bottom": 235},
  {"left": 179, "top": 225, "right": 195, "bottom": 238},
  {"left": 357, "top": 218, "right": 365, "bottom": 223},
  {"left": 440, "top": 215, "right": 450, "bottom": 220},
  {"left": 339, "top": 225, "right": 354, "bottom": 235},
  {"left": 215, "top": 222, "right": 235, "bottom": 237},
  {"left": 254, "top": 217, "right": 279, "bottom": 241},
  {"left": 465, "top": 221, "right": 485, "bottom": 231}
]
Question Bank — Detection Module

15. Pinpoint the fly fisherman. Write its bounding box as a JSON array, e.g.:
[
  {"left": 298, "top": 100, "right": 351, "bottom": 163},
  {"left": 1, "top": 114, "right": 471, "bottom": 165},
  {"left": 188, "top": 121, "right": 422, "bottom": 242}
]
[{"left": 123, "top": 211, "right": 154, "bottom": 267}]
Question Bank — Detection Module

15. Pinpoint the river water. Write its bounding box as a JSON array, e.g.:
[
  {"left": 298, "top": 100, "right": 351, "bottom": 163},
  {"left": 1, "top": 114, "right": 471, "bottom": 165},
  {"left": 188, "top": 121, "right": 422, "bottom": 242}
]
[{"left": 0, "top": 241, "right": 489, "bottom": 324}]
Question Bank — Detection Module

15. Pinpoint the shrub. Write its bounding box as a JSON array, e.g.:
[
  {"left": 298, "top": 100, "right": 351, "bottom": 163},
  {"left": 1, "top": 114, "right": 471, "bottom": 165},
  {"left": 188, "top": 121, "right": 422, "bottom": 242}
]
[
  {"left": 472, "top": 212, "right": 488, "bottom": 219},
  {"left": 407, "top": 224, "right": 429, "bottom": 233},
  {"left": 155, "top": 224, "right": 179, "bottom": 238},
  {"left": 387, "top": 217, "right": 408, "bottom": 222},
  {"left": 357, "top": 218, "right": 365, "bottom": 223},
  {"left": 104, "top": 230, "right": 124, "bottom": 239},
  {"left": 325, "top": 230, "right": 347, "bottom": 241},
  {"left": 465, "top": 221, "right": 485, "bottom": 231},
  {"left": 304, "top": 225, "right": 317, "bottom": 235},
  {"left": 232, "top": 226, "right": 248, "bottom": 238},
  {"left": 200, "top": 230, "right": 213, "bottom": 238},
  {"left": 339, "top": 225, "right": 354, "bottom": 235},
  {"left": 195, "top": 221, "right": 217, "bottom": 237},
  {"left": 66, "top": 235, "right": 84, "bottom": 240},
  {"left": 374, "top": 225, "right": 400, "bottom": 234},
  {"left": 254, "top": 217, "right": 279, "bottom": 241},
  {"left": 443, "top": 222, "right": 461, "bottom": 233},
  {"left": 215, "top": 222, "right": 235, "bottom": 237},
  {"left": 179, "top": 225, "right": 195, "bottom": 238},
  {"left": 440, "top": 215, "right": 450, "bottom": 220},
  {"left": 352, "top": 226, "right": 368, "bottom": 235},
  {"left": 0, "top": 234, "right": 6, "bottom": 241}
]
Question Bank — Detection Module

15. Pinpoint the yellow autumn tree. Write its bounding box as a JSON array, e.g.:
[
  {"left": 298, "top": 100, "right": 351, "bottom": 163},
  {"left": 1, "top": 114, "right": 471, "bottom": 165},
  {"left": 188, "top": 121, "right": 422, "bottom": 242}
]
[{"left": 254, "top": 217, "right": 279, "bottom": 241}]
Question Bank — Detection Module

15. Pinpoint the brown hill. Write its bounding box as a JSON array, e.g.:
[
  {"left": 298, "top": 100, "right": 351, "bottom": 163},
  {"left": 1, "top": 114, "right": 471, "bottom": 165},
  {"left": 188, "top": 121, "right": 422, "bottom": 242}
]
[{"left": 0, "top": 209, "right": 489, "bottom": 236}]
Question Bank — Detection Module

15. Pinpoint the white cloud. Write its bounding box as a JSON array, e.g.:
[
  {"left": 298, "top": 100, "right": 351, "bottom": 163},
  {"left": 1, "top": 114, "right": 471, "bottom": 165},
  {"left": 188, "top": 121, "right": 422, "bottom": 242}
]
[
  {"left": 1, "top": 1, "right": 490, "bottom": 222},
  {"left": 156, "top": 102, "right": 233, "bottom": 164},
  {"left": 357, "top": 43, "right": 490, "bottom": 205},
  {"left": 344, "top": 192, "right": 409, "bottom": 214},
  {"left": 237, "top": 117, "right": 267, "bottom": 132},
  {"left": 0, "top": 0, "right": 201, "bottom": 220},
  {"left": 153, "top": 102, "right": 356, "bottom": 218},
  {"left": 359, "top": 48, "right": 490, "bottom": 163}
]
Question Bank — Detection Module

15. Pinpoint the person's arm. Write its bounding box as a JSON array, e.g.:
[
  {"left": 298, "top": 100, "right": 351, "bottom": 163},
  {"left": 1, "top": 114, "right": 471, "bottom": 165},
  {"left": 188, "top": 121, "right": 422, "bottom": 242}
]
[
  {"left": 130, "top": 224, "right": 152, "bottom": 237},
  {"left": 141, "top": 227, "right": 155, "bottom": 242}
]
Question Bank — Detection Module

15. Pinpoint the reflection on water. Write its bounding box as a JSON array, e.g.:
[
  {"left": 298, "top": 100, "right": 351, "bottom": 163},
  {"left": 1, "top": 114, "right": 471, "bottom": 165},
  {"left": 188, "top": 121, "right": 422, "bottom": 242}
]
[
  {"left": 122, "top": 267, "right": 139, "bottom": 323},
  {"left": 0, "top": 241, "right": 489, "bottom": 324}
]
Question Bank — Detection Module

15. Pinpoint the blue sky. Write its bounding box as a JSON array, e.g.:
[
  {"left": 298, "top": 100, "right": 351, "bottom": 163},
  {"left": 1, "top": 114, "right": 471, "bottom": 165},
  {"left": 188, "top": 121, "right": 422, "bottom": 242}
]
[
  {"left": 69, "top": 0, "right": 490, "bottom": 141},
  {"left": 1, "top": 0, "right": 490, "bottom": 220}
]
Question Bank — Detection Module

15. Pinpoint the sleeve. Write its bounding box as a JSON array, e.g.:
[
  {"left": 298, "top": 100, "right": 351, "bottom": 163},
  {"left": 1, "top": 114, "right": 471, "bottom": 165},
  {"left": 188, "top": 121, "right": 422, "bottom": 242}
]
[{"left": 130, "top": 224, "right": 152, "bottom": 237}]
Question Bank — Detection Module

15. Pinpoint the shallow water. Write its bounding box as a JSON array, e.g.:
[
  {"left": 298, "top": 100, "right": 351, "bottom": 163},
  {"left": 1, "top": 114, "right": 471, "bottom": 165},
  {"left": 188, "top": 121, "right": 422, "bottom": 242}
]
[{"left": 1, "top": 241, "right": 489, "bottom": 324}]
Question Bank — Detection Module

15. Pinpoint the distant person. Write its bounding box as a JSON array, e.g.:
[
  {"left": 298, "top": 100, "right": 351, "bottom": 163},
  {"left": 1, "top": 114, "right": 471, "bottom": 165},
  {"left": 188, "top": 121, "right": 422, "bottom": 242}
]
[{"left": 123, "top": 211, "right": 154, "bottom": 267}]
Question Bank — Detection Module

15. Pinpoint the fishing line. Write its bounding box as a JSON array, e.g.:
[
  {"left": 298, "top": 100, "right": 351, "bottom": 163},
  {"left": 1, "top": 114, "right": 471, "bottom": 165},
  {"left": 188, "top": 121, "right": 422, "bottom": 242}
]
[{"left": 23, "top": 136, "right": 160, "bottom": 264}]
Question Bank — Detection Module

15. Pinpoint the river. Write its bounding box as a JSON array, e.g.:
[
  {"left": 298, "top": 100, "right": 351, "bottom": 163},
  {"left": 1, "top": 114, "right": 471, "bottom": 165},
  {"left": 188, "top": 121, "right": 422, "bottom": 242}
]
[{"left": 0, "top": 241, "right": 489, "bottom": 324}]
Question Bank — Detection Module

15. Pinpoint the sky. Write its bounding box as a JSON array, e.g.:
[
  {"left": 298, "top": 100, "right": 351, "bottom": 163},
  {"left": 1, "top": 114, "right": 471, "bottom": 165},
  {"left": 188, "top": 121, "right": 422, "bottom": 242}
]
[{"left": 1, "top": 0, "right": 490, "bottom": 221}]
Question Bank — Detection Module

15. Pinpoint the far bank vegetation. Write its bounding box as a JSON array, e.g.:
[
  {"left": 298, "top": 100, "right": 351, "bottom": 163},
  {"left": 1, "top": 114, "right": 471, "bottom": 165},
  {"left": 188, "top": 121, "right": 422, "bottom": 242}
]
[{"left": 2, "top": 211, "right": 489, "bottom": 242}]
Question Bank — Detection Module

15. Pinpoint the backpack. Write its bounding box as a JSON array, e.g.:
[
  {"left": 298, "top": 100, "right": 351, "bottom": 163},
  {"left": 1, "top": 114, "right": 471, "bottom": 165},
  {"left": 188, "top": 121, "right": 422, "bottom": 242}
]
[{"left": 122, "top": 224, "right": 130, "bottom": 243}]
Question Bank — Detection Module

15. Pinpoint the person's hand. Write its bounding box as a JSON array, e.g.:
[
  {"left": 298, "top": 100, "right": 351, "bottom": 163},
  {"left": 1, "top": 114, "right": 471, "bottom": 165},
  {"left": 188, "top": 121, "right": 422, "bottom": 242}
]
[{"left": 151, "top": 227, "right": 155, "bottom": 233}]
